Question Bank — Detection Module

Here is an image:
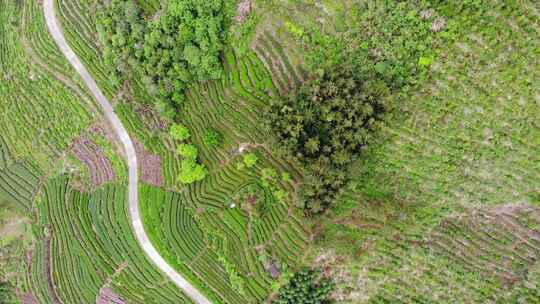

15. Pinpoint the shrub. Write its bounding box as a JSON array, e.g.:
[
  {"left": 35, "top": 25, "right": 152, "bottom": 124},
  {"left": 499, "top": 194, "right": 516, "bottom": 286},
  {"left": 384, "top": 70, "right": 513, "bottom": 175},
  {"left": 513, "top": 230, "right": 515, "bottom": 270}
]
[
  {"left": 177, "top": 144, "right": 198, "bottom": 160},
  {"left": 0, "top": 281, "right": 14, "bottom": 303},
  {"left": 203, "top": 128, "right": 223, "bottom": 148},
  {"left": 170, "top": 123, "right": 191, "bottom": 141},
  {"left": 274, "top": 268, "right": 334, "bottom": 304},
  {"left": 178, "top": 159, "right": 207, "bottom": 184},
  {"left": 243, "top": 153, "right": 258, "bottom": 168}
]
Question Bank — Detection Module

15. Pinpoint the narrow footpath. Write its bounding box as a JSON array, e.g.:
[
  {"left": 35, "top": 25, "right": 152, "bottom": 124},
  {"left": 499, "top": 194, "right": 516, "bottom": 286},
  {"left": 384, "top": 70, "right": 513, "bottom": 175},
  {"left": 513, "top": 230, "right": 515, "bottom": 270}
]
[{"left": 43, "top": 1, "right": 212, "bottom": 303}]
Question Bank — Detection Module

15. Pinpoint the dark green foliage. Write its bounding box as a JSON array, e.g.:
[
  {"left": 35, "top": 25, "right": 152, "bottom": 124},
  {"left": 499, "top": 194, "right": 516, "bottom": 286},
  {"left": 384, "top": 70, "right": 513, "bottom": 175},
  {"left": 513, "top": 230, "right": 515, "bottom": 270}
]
[
  {"left": 274, "top": 268, "right": 334, "bottom": 304},
  {"left": 203, "top": 128, "right": 223, "bottom": 148},
  {"left": 140, "top": 0, "right": 230, "bottom": 102},
  {"left": 266, "top": 63, "right": 387, "bottom": 214},
  {"left": 0, "top": 281, "right": 14, "bottom": 303},
  {"left": 97, "top": 0, "right": 232, "bottom": 117},
  {"left": 302, "top": 2, "right": 461, "bottom": 89},
  {"left": 97, "top": 0, "right": 145, "bottom": 86},
  {"left": 243, "top": 153, "right": 258, "bottom": 168}
]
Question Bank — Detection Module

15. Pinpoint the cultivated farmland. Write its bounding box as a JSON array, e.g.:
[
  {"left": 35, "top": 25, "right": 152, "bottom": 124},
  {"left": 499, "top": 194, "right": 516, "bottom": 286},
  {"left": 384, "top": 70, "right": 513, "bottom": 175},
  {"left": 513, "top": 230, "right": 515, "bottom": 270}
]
[
  {"left": 1, "top": 0, "right": 539, "bottom": 303},
  {"left": 54, "top": 0, "right": 312, "bottom": 301}
]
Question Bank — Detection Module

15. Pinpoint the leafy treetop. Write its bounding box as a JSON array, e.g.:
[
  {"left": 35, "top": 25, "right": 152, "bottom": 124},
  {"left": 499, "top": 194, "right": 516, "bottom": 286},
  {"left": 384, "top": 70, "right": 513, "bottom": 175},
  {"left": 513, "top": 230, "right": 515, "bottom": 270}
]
[
  {"left": 97, "top": 0, "right": 233, "bottom": 118},
  {"left": 170, "top": 123, "right": 191, "bottom": 141},
  {"left": 274, "top": 268, "right": 334, "bottom": 304},
  {"left": 243, "top": 153, "right": 258, "bottom": 168},
  {"left": 266, "top": 62, "right": 387, "bottom": 214},
  {"left": 178, "top": 159, "right": 207, "bottom": 184},
  {"left": 178, "top": 144, "right": 198, "bottom": 160}
]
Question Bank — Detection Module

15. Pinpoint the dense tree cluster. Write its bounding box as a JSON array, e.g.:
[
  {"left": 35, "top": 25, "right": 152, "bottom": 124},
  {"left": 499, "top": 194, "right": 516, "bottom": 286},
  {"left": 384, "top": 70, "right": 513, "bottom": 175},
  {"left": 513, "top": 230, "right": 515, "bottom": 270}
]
[
  {"left": 97, "top": 0, "right": 231, "bottom": 118},
  {"left": 97, "top": 0, "right": 146, "bottom": 85},
  {"left": 266, "top": 64, "right": 387, "bottom": 214},
  {"left": 274, "top": 268, "right": 334, "bottom": 304}
]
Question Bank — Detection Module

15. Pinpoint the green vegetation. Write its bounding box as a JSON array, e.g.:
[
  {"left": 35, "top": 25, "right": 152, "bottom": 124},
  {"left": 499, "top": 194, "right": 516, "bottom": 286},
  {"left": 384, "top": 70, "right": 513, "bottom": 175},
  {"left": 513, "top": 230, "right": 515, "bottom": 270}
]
[
  {"left": 178, "top": 159, "right": 208, "bottom": 184},
  {"left": 203, "top": 128, "right": 223, "bottom": 148},
  {"left": 299, "top": 1, "right": 540, "bottom": 302},
  {"left": 137, "top": 47, "right": 310, "bottom": 303},
  {"left": 0, "top": 0, "right": 194, "bottom": 302},
  {"left": 266, "top": 62, "right": 387, "bottom": 213},
  {"left": 0, "top": 0, "right": 92, "bottom": 171},
  {"left": 97, "top": 0, "right": 233, "bottom": 117},
  {"left": 171, "top": 125, "right": 208, "bottom": 184},
  {"left": 274, "top": 268, "right": 334, "bottom": 304},
  {"left": 24, "top": 177, "right": 194, "bottom": 303},
  {"left": 178, "top": 144, "right": 199, "bottom": 160},
  {"left": 3, "top": 0, "right": 539, "bottom": 303},
  {"left": 243, "top": 153, "right": 258, "bottom": 168},
  {"left": 0, "top": 281, "right": 15, "bottom": 303}
]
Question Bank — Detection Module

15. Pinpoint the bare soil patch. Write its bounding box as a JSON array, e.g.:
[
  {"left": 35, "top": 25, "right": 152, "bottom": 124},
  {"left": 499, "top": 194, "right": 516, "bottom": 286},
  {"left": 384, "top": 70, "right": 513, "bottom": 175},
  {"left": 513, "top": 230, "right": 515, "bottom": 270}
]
[
  {"left": 21, "top": 293, "right": 39, "bottom": 304},
  {"left": 96, "top": 287, "right": 126, "bottom": 304},
  {"left": 236, "top": 0, "right": 252, "bottom": 23},
  {"left": 133, "top": 139, "right": 163, "bottom": 187},
  {"left": 71, "top": 135, "right": 115, "bottom": 188}
]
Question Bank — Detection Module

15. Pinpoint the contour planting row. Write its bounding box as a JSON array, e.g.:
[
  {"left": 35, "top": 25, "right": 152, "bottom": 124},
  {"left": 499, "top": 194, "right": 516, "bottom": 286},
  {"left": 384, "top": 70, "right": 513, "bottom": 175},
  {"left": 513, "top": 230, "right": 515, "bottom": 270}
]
[
  {"left": 0, "top": 135, "right": 42, "bottom": 211},
  {"left": 0, "top": 0, "right": 92, "bottom": 171},
  {"left": 23, "top": 177, "right": 194, "bottom": 304},
  {"left": 355, "top": 0, "right": 540, "bottom": 208},
  {"left": 252, "top": 30, "right": 308, "bottom": 94},
  {"left": 365, "top": 205, "right": 540, "bottom": 303},
  {"left": 183, "top": 50, "right": 302, "bottom": 178},
  {"left": 428, "top": 204, "right": 540, "bottom": 287},
  {"left": 0, "top": 161, "right": 41, "bottom": 211},
  {"left": 56, "top": 0, "right": 118, "bottom": 98},
  {"left": 140, "top": 184, "right": 244, "bottom": 304},
  {"left": 21, "top": 0, "right": 80, "bottom": 81},
  {"left": 162, "top": 48, "right": 308, "bottom": 302},
  {"left": 140, "top": 154, "right": 309, "bottom": 303}
]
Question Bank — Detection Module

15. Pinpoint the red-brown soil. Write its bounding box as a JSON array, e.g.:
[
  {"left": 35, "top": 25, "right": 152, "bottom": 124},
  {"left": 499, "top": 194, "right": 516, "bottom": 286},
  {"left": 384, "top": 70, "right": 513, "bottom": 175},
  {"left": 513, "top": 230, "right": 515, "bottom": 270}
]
[
  {"left": 72, "top": 135, "right": 115, "bottom": 188},
  {"left": 133, "top": 140, "right": 163, "bottom": 187},
  {"left": 96, "top": 287, "right": 126, "bottom": 304}
]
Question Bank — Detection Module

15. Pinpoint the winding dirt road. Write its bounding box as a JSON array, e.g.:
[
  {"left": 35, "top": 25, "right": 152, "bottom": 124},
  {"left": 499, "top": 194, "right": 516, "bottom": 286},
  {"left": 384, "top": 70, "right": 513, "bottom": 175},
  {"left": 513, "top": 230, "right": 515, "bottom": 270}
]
[{"left": 43, "top": 1, "right": 212, "bottom": 303}]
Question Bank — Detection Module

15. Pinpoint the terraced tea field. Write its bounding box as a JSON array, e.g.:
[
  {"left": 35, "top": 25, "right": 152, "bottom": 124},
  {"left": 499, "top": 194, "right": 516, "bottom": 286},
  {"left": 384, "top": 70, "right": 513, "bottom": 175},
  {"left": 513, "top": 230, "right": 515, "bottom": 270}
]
[
  {"left": 0, "top": 0, "right": 93, "bottom": 172},
  {"left": 1, "top": 0, "right": 199, "bottom": 302},
  {"left": 0, "top": 138, "right": 41, "bottom": 212},
  {"left": 24, "top": 176, "right": 194, "bottom": 304},
  {"left": 13, "top": 0, "right": 313, "bottom": 302},
  {"left": 139, "top": 48, "right": 311, "bottom": 303},
  {"left": 2, "top": 0, "right": 539, "bottom": 303}
]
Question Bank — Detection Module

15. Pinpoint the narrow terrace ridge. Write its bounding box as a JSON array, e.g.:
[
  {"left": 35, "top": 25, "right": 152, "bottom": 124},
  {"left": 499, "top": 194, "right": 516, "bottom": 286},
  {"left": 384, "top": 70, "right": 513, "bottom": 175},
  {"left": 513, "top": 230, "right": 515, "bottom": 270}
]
[{"left": 42, "top": 1, "right": 212, "bottom": 303}]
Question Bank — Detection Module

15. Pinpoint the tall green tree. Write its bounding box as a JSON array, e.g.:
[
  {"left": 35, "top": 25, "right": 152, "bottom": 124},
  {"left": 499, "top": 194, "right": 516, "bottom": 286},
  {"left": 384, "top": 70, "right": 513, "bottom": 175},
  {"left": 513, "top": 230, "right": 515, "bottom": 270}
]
[
  {"left": 266, "top": 63, "right": 387, "bottom": 214},
  {"left": 97, "top": 0, "right": 233, "bottom": 117},
  {"left": 275, "top": 268, "right": 334, "bottom": 304}
]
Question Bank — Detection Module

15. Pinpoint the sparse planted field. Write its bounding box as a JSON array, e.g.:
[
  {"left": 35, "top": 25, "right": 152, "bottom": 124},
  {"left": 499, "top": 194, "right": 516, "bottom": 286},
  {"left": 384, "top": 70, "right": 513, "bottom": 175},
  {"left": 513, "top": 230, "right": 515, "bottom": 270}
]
[{"left": 307, "top": 1, "right": 540, "bottom": 302}]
